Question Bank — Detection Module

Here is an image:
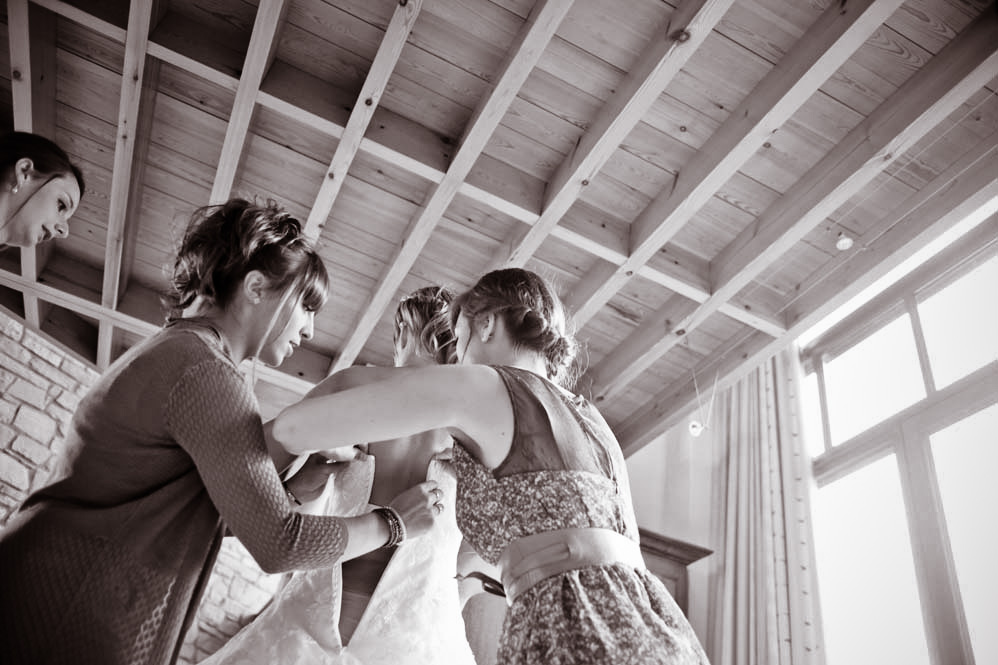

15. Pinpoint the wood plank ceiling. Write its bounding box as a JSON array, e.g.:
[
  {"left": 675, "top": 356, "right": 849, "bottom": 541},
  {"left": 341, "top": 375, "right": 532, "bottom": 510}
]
[{"left": 2, "top": 0, "right": 996, "bottom": 454}]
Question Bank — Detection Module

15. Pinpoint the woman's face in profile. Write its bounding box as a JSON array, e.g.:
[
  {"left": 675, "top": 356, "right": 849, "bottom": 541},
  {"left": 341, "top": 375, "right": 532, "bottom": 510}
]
[{"left": 3, "top": 173, "right": 81, "bottom": 247}]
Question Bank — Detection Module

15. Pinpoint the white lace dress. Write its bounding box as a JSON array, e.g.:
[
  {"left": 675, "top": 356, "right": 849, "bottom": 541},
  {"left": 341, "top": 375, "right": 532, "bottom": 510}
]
[{"left": 199, "top": 455, "right": 476, "bottom": 665}]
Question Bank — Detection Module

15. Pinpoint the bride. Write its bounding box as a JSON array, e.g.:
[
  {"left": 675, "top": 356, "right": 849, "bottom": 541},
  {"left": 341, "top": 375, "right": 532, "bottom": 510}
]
[{"left": 200, "top": 287, "right": 479, "bottom": 665}]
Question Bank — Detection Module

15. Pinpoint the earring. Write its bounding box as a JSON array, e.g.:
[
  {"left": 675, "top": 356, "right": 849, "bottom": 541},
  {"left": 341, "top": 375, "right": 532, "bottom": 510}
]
[{"left": 11, "top": 185, "right": 18, "bottom": 194}]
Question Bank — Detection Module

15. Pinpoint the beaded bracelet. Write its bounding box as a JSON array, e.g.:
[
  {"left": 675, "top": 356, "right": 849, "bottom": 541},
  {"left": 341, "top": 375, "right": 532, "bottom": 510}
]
[{"left": 373, "top": 506, "right": 407, "bottom": 548}]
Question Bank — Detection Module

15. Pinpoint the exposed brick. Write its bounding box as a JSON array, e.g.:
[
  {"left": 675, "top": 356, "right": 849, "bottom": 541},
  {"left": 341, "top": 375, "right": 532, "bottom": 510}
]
[
  {"left": 61, "top": 355, "right": 100, "bottom": 386},
  {"left": 0, "top": 489, "right": 19, "bottom": 507},
  {"left": 56, "top": 389, "right": 82, "bottom": 412},
  {"left": 0, "top": 424, "right": 15, "bottom": 447},
  {"left": 49, "top": 403, "right": 75, "bottom": 430},
  {"left": 12, "top": 435, "right": 51, "bottom": 466},
  {"left": 22, "top": 329, "right": 65, "bottom": 367},
  {"left": 13, "top": 405, "right": 57, "bottom": 444},
  {"left": 0, "top": 353, "right": 49, "bottom": 389},
  {"left": 29, "top": 356, "right": 77, "bottom": 390},
  {"left": 0, "top": 337, "right": 32, "bottom": 365},
  {"left": 0, "top": 311, "right": 23, "bottom": 341},
  {"left": 0, "top": 367, "right": 15, "bottom": 391},
  {"left": 0, "top": 399, "right": 16, "bottom": 424},
  {"left": 7, "top": 378, "right": 48, "bottom": 410},
  {"left": 0, "top": 452, "right": 30, "bottom": 491},
  {"left": 228, "top": 576, "right": 248, "bottom": 600}
]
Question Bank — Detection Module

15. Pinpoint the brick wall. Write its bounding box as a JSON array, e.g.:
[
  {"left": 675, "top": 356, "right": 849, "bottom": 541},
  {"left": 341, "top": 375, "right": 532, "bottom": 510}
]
[{"left": 0, "top": 305, "right": 281, "bottom": 664}]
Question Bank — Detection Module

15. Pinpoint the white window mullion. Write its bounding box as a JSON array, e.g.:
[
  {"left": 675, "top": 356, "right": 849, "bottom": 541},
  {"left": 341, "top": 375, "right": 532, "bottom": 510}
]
[{"left": 905, "top": 294, "right": 936, "bottom": 396}]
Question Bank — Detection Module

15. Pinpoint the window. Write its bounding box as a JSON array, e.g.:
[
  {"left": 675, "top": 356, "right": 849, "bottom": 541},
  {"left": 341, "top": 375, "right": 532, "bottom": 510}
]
[
  {"left": 800, "top": 221, "right": 998, "bottom": 665},
  {"left": 930, "top": 403, "right": 998, "bottom": 665},
  {"left": 812, "top": 454, "right": 930, "bottom": 665},
  {"left": 919, "top": 255, "right": 998, "bottom": 389},
  {"left": 822, "top": 314, "right": 925, "bottom": 444}
]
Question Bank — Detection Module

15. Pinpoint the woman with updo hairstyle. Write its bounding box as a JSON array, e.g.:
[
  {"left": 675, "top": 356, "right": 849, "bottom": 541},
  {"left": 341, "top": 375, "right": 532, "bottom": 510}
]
[
  {"left": 273, "top": 268, "right": 710, "bottom": 665},
  {"left": 0, "top": 131, "right": 85, "bottom": 247},
  {"left": 0, "top": 198, "right": 445, "bottom": 665},
  {"left": 201, "top": 284, "right": 478, "bottom": 665}
]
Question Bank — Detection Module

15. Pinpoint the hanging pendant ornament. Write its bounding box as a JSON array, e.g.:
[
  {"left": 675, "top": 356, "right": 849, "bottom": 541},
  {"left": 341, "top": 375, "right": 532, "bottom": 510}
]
[{"left": 689, "top": 369, "right": 719, "bottom": 438}]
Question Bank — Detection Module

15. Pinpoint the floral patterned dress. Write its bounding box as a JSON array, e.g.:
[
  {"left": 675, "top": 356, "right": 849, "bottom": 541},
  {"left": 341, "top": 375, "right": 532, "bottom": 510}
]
[{"left": 453, "top": 366, "right": 710, "bottom": 665}]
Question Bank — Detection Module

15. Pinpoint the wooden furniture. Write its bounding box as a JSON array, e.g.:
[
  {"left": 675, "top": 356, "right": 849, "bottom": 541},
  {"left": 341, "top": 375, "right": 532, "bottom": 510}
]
[{"left": 640, "top": 528, "right": 713, "bottom": 615}]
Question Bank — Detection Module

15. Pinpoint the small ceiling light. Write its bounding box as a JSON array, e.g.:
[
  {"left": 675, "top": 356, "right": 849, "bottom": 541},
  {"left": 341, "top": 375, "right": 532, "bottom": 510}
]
[{"left": 836, "top": 232, "right": 854, "bottom": 251}]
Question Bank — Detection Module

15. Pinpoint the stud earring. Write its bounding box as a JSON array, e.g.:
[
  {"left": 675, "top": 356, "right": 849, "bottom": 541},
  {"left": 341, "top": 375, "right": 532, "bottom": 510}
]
[{"left": 11, "top": 185, "right": 18, "bottom": 194}]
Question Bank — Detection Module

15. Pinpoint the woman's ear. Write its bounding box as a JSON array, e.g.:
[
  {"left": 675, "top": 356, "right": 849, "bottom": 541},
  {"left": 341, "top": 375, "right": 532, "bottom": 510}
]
[
  {"left": 10, "top": 158, "right": 33, "bottom": 192},
  {"left": 479, "top": 312, "right": 496, "bottom": 343},
  {"left": 243, "top": 270, "right": 269, "bottom": 305},
  {"left": 15, "top": 158, "right": 33, "bottom": 184}
]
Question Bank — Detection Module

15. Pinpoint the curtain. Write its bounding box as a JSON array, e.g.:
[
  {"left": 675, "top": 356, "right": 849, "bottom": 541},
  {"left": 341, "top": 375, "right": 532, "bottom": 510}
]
[{"left": 703, "top": 347, "right": 825, "bottom": 665}]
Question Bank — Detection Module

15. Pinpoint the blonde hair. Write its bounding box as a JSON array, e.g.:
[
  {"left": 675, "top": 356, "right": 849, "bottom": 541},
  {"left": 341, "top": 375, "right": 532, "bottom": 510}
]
[{"left": 394, "top": 286, "right": 456, "bottom": 365}]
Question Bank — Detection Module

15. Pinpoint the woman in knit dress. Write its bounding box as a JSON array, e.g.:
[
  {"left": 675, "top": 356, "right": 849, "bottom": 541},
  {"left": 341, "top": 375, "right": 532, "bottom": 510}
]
[
  {"left": 0, "top": 198, "right": 445, "bottom": 665},
  {"left": 272, "top": 268, "right": 710, "bottom": 665}
]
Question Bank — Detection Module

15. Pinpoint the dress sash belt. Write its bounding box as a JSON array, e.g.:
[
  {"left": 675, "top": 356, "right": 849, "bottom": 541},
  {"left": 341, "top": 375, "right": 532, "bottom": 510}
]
[{"left": 498, "top": 527, "right": 645, "bottom": 606}]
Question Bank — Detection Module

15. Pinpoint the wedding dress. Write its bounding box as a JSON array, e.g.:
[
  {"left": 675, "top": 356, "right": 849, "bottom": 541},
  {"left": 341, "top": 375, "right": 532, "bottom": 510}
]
[{"left": 200, "top": 454, "right": 476, "bottom": 665}]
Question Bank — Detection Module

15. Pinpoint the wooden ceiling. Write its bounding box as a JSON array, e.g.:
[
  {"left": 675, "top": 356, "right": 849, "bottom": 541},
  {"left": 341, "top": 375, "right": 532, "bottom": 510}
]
[{"left": 2, "top": 0, "right": 996, "bottom": 455}]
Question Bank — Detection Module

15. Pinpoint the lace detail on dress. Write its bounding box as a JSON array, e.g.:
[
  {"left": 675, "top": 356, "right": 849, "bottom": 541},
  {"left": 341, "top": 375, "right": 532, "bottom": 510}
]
[{"left": 200, "top": 457, "right": 475, "bottom": 665}]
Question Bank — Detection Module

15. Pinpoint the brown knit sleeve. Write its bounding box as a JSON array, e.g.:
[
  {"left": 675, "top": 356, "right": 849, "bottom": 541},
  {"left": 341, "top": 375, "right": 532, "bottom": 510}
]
[{"left": 164, "top": 358, "right": 347, "bottom": 573}]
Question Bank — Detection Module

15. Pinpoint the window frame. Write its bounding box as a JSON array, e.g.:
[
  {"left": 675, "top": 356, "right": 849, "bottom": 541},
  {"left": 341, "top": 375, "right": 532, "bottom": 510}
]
[{"left": 801, "top": 221, "right": 998, "bottom": 665}]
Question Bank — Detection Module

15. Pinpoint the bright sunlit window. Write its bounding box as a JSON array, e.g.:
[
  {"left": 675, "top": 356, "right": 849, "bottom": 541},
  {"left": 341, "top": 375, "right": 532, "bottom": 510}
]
[
  {"left": 822, "top": 314, "right": 925, "bottom": 445},
  {"left": 812, "top": 455, "right": 930, "bottom": 665},
  {"left": 919, "top": 255, "right": 998, "bottom": 389},
  {"left": 798, "top": 204, "right": 998, "bottom": 665},
  {"left": 930, "top": 403, "right": 998, "bottom": 665}
]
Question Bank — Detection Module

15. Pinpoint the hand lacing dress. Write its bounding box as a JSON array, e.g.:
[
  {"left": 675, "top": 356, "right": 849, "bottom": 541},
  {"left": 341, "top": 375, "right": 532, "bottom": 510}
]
[
  {"left": 199, "top": 455, "right": 475, "bottom": 665},
  {"left": 452, "top": 366, "right": 710, "bottom": 665}
]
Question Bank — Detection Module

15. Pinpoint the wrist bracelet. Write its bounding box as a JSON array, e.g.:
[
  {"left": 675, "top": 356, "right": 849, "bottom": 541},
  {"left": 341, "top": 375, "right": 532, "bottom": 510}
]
[
  {"left": 373, "top": 506, "right": 407, "bottom": 548},
  {"left": 285, "top": 485, "right": 301, "bottom": 506}
]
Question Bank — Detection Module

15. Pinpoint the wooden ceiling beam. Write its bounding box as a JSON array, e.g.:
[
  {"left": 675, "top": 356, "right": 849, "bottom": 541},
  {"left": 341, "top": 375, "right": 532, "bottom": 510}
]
[
  {"left": 8, "top": 0, "right": 57, "bottom": 328},
  {"left": 329, "top": 0, "right": 576, "bottom": 373},
  {"left": 302, "top": 0, "right": 424, "bottom": 239},
  {"left": 580, "top": 10, "right": 998, "bottom": 403},
  {"left": 96, "top": 0, "right": 157, "bottom": 370},
  {"left": 784, "top": 131, "right": 998, "bottom": 331},
  {"left": 566, "top": 0, "right": 903, "bottom": 328},
  {"left": 30, "top": 0, "right": 123, "bottom": 39},
  {"left": 0, "top": 266, "right": 316, "bottom": 396},
  {"left": 33, "top": 0, "right": 784, "bottom": 344},
  {"left": 209, "top": 0, "right": 290, "bottom": 204},
  {"left": 489, "top": 0, "right": 735, "bottom": 269},
  {"left": 617, "top": 159, "right": 998, "bottom": 455}
]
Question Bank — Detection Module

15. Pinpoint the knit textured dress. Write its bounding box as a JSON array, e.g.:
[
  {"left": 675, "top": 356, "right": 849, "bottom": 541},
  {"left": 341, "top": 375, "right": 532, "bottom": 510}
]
[{"left": 0, "top": 319, "right": 348, "bottom": 665}]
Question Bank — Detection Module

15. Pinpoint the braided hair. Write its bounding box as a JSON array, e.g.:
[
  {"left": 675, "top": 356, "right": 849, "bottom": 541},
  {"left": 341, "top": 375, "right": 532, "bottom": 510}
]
[{"left": 452, "top": 268, "right": 578, "bottom": 386}]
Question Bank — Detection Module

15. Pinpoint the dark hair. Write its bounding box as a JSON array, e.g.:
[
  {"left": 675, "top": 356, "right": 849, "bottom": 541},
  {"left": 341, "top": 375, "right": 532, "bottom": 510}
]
[
  {"left": 452, "top": 268, "right": 578, "bottom": 385},
  {"left": 395, "top": 285, "right": 456, "bottom": 365},
  {"left": 1, "top": 131, "right": 86, "bottom": 198},
  {"left": 165, "top": 198, "right": 329, "bottom": 318}
]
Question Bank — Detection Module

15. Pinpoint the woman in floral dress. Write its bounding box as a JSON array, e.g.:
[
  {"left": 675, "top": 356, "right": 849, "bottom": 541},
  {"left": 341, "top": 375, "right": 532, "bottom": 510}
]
[{"left": 273, "top": 268, "right": 710, "bottom": 665}]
